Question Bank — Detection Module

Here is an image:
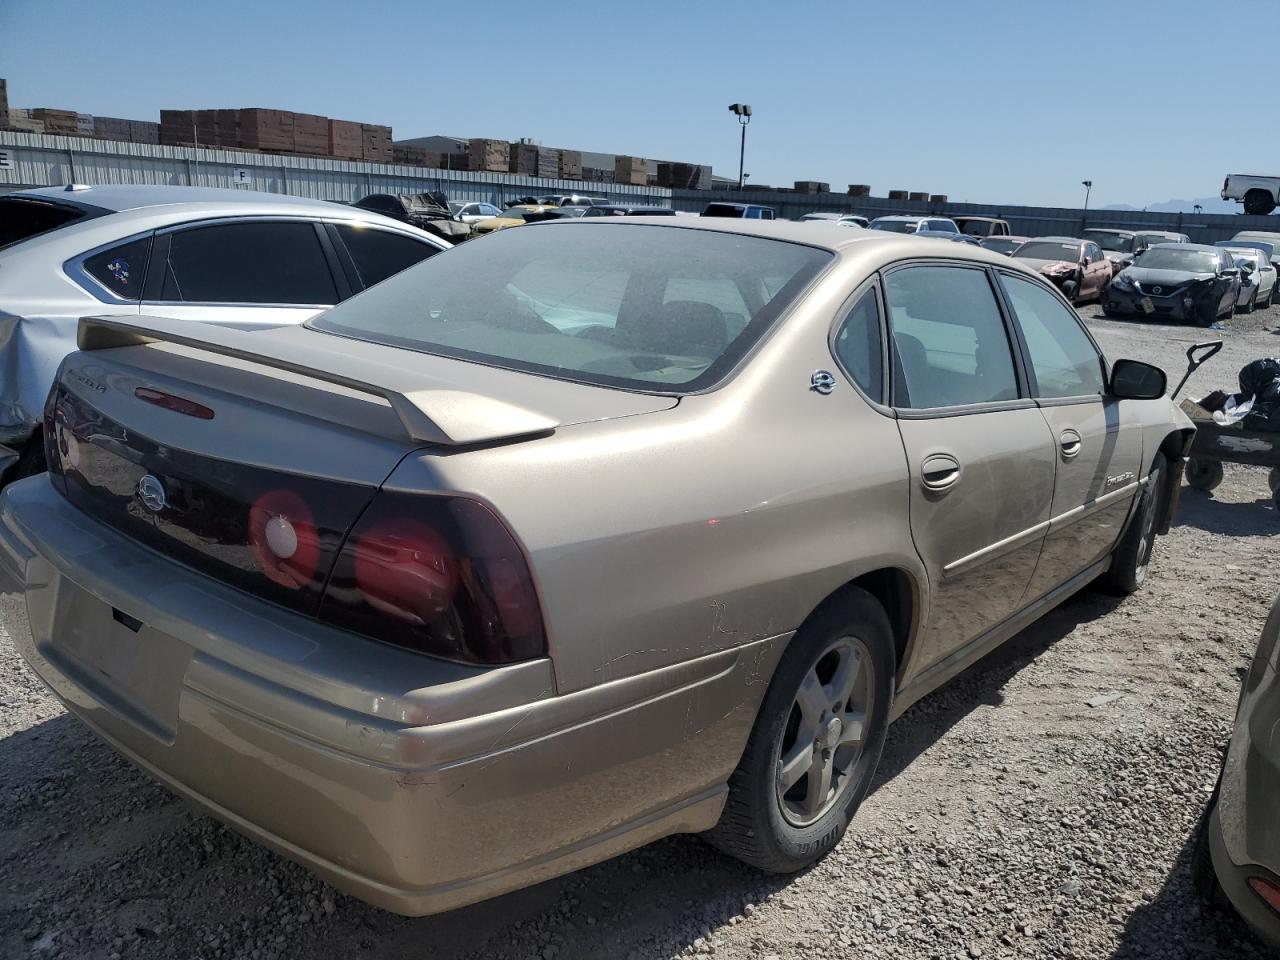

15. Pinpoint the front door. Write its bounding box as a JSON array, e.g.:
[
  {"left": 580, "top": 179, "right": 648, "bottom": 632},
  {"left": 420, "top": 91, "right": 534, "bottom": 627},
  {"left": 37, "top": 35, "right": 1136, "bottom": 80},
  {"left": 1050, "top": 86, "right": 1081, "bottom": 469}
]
[
  {"left": 884, "top": 263, "right": 1057, "bottom": 674},
  {"left": 995, "top": 271, "right": 1143, "bottom": 602}
]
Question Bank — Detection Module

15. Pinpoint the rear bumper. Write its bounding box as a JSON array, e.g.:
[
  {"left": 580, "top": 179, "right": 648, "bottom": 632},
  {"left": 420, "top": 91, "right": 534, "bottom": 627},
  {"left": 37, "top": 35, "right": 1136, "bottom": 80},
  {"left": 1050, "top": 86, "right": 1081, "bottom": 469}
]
[{"left": 0, "top": 477, "right": 778, "bottom": 915}]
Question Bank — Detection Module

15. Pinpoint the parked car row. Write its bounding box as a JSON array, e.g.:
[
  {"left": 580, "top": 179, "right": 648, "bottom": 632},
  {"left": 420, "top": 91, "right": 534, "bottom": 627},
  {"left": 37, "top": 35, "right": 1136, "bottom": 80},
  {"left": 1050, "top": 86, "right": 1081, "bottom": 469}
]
[{"left": 0, "top": 192, "right": 1194, "bottom": 923}]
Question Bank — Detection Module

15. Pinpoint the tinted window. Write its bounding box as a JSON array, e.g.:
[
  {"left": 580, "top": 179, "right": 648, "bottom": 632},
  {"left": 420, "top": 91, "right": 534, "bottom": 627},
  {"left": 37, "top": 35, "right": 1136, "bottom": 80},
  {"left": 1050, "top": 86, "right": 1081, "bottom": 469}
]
[
  {"left": 0, "top": 197, "right": 95, "bottom": 250},
  {"left": 159, "top": 221, "right": 338, "bottom": 304},
  {"left": 833, "top": 289, "right": 883, "bottom": 401},
  {"left": 1000, "top": 274, "right": 1104, "bottom": 399},
  {"left": 884, "top": 266, "right": 1018, "bottom": 409},
  {"left": 336, "top": 225, "right": 438, "bottom": 289},
  {"left": 310, "top": 224, "right": 831, "bottom": 391},
  {"left": 1016, "top": 241, "right": 1080, "bottom": 261},
  {"left": 84, "top": 236, "right": 152, "bottom": 300}
]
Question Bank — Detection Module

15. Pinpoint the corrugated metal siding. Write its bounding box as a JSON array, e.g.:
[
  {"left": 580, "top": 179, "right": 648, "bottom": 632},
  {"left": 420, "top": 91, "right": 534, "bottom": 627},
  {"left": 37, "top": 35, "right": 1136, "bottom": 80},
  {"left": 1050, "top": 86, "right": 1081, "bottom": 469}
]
[
  {"left": 672, "top": 190, "right": 1280, "bottom": 246},
  {"left": 0, "top": 131, "right": 672, "bottom": 205}
]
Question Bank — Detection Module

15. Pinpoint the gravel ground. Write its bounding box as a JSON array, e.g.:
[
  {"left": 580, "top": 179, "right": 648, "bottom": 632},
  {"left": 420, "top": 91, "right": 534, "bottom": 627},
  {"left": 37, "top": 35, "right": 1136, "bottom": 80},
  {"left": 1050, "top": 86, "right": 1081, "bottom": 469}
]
[{"left": 2, "top": 302, "right": 1279, "bottom": 960}]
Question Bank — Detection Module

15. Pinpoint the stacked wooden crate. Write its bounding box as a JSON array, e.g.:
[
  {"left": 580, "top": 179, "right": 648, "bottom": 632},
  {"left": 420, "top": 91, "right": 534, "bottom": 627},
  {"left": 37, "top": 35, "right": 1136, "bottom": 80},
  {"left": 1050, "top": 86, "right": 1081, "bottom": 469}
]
[
  {"left": 613, "top": 155, "right": 648, "bottom": 186},
  {"left": 558, "top": 150, "right": 583, "bottom": 180},
  {"left": 92, "top": 116, "right": 133, "bottom": 141},
  {"left": 129, "top": 120, "right": 159, "bottom": 144},
  {"left": 75, "top": 113, "right": 94, "bottom": 136},
  {"left": 293, "top": 112, "right": 329, "bottom": 156},
  {"left": 887, "top": 189, "right": 908, "bottom": 200},
  {"left": 361, "top": 124, "right": 392, "bottom": 162},
  {"left": 4, "top": 109, "right": 45, "bottom": 134},
  {"left": 929, "top": 194, "right": 948, "bottom": 204},
  {"left": 509, "top": 142, "right": 538, "bottom": 175},
  {"left": 793, "top": 180, "right": 829, "bottom": 194},
  {"left": 536, "top": 148, "right": 560, "bottom": 179},
  {"left": 240, "top": 109, "right": 295, "bottom": 152},
  {"left": 159, "top": 109, "right": 196, "bottom": 146},
  {"left": 469, "top": 138, "right": 509, "bottom": 172},
  {"left": 31, "top": 108, "right": 79, "bottom": 135},
  {"left": 907, "top": 191, "right": 929, "bottom": 202},
  {"left": 392, "top": 144, "right": 434, "bottom": 166},
  {"left": 846, "top": 184, "right": 871, "bottom": 197},
  {"left": 329, "top": 119, "right": 364, "bottom": 159}
]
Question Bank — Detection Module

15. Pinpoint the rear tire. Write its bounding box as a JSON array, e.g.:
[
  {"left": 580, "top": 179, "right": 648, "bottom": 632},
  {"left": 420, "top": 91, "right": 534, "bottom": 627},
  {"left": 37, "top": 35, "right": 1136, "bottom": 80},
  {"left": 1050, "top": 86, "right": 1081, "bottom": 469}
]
[
  {"left": 706, "top": 586, "right": 895, "bottom": 873},
  {"left": 1185, "top": 457, "right": 1224, "bottom": 491},
  {"left": 1268, "top": 466, "right": 1280, "bottom": 494},
  {"left": 1062, "top": 280, "right": 1080, "bottom": 304},
  {"left": 1101, "top": 453, "right": 1164, "bottom": 596},
  {"left": 1240, "top": 290, "right": 1257, "bottom": 314}
]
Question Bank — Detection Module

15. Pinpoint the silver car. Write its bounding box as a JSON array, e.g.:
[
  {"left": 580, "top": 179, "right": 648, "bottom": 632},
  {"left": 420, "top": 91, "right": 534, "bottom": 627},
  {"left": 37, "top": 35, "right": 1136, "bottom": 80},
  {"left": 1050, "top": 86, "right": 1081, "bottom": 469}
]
[
  {"left": 1197, "top": 593, "right": 1280, "bottom": 951},
  {"left": 0, "top": 185, "right": 449, "bottom": 482},
  {"left": 1, "top": 218, "right": 1191, "bottom": 916}
]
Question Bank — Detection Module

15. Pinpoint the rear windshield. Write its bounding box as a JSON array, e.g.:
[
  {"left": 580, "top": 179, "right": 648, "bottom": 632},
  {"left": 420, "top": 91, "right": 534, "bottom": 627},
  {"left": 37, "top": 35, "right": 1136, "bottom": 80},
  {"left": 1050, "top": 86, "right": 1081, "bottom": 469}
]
[
  {"left": 1082, "top": 231, "right": 1134, "bottom": 253},
  {"left": 0, "top": 197, "right": 98, "bottom": 250},
  {"left": 1137, "top": 248, "right": 1219, "bottom": 272},
  {"left": 1015, "top": 241, "right": 1079, "bottom": 260},
  {"left": 702, "top": 204, "right": 745, "bottom": 218},
  {"left": 309, "top": 222, "right": 832, "bottom": 391},
  {"left": 981, "top": 237, "right": 1022, "bottom": 254},
  {"left": 869, "top": 219, "right": 919, "bottom": 234}
]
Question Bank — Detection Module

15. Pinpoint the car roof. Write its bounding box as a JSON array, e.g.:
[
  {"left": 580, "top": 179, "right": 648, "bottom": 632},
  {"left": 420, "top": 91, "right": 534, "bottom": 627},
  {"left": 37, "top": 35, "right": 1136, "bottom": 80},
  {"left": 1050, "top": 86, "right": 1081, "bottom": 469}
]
[
  {"left": 14, "top": 184, "right": 355, "bottom": 215},
  {"left": 953, "top": 216, "right": 1005, "bottom": 223},
  {"left": 1082, "top": 228, "right": 1135, "bottom": 236},
  {"left": 1150, "top": 242, "right": 1218, "bottom": 252},
  {"left": 1030, "top": 236, "right": 1083, "bottom": 243},
  {"left": 1234, "top": 230, "right": 1280, "bottom": 239},
  {"left": 1136, "top": 230, "right": 1186, "bottom": 238},
  {"left": 872, "top": 215, "right": 927, "bottom": 222}
]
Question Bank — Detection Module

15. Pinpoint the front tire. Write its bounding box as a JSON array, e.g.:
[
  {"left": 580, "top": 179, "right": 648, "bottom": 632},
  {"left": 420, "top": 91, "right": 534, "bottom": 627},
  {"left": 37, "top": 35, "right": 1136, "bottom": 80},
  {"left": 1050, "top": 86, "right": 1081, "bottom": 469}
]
[
  {"left": 1101, "top": 453, "right": 1165, "bottom": 595},
  {"left": 1243, "top": 189, "right": 1277, "bottom": 216},
  {"left": 1061, "top": 279, "right": 1080, "bottom": 304},
  {"left": 706, "top": 587, "right": 895, "bottom": 873},
  {"left": 1240, "top": 289, "right": 1257, "bottom": 314}
]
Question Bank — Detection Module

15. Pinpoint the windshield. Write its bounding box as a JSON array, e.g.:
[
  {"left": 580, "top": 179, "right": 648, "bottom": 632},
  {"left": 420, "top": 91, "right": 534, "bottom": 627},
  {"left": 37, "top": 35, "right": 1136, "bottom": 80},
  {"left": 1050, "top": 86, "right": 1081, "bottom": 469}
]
[
  {"left": 981, "top": 238, "right": 1022, "bottom": 254},
  {"left": 311, "top": 224, "right": 831, "bottom": 391},
  {"left": 1015, "top": 241, "right": 1079, "bottom": 261},
  {"left": 1136, "top": 248, "right": 1219, "bottom": 272},
  {"left": 869, "top": 219, "right": 919, "bottom": 233},
  {"left": 1083, "top": 231, "right": 1134, "bottom": 253},
  {"left": 448, "top": 202, "right": 464, "bottom": 214}
]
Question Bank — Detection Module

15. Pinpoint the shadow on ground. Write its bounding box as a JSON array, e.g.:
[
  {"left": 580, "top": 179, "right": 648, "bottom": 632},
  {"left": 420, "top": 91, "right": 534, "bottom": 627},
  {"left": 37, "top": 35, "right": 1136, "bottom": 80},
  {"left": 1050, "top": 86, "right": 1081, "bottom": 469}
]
[{"left": 1174, "top": 485, "right": 1277, "bottom": 536}]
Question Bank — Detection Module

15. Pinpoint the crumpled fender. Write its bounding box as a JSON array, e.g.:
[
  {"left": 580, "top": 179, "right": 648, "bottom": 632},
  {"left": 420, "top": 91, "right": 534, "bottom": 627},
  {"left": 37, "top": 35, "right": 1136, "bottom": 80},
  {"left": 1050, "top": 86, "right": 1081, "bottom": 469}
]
[{"left": 0, "top": 309, "right": 82, "bottom": 442}]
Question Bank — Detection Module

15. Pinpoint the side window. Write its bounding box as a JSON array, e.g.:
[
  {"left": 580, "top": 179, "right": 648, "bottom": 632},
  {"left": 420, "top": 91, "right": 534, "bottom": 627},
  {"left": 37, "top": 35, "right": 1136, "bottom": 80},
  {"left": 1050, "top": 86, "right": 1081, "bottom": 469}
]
[
  {"left": 481, "top": 204, "right": 501, "bottom": 217},
  {"left": 832, "top": 289, "right": 884, "bottom": 401},
  {"left": 761, "top": 209, "right": 776, "bottom": 220},
  {"left": 84, "top": 236, "right": 152, "bottom": 301},
  {"left": 663, "top": 275, "right": 751, "bottom": 339},
  {"left": 158, "top": 221, "right": 338, "bottom": 305},
  {"left": 884, "top": 266, "right": 1019, "bottom": 409},
  {"left": 1000, "top": 274, "right": 1104, "bottom": 399},
  {"left": 335, "top": 225, "right": 439, "bottom": 289}
]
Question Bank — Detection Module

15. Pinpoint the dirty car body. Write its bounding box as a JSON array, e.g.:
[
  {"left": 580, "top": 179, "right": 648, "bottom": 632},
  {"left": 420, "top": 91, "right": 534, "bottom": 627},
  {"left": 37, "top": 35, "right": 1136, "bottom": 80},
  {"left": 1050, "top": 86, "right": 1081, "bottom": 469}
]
[
  {"left": 0, "top": 218, "right": 1191, "bottom": 916},
  {"left": 1012, "top": 237, "right": 1112, "bottom": 304},
  {"left": 0, "top": 185, "right": 448, "bottom": 481},
  {"left": 1103, "top": 243, "right": 1243, "bottom": 325},
  {"left": 1202, "top": 593, "right": 1280, "bottom": 952}
]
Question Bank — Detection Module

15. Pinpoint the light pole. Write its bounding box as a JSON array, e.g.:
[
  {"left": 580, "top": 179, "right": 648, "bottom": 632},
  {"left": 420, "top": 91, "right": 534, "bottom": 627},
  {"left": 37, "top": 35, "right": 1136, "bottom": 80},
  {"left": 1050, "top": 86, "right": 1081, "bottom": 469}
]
[
  {"left": 1081, "top": 179, "right": 1093, "bottom": 212},
  {"left": 1193, "top": 203, "right": 1203, "bottom": 214},
  {"left": 729, "top": 103, "right": 752, "bottom": 190}
]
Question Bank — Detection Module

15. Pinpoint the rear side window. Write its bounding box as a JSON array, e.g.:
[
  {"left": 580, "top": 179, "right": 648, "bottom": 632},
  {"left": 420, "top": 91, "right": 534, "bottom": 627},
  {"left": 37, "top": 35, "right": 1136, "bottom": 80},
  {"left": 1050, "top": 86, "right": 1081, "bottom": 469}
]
[
  {"left": 885, "top": 266, "right": 1019, "bottom": 409},
  {"left": 0, "top": 198, "right": 95, "bottom": 250},
  {"left": 1000, "top": 274, "right": 1104, "bottom": 399},
  {"left": 84, "top": 236, "right": 152, "bottom": 300},
  {"left": 832, "top": 289, "right": 883, "bottom": 401},
  {"left": 335, "top": 225, "right": 438, "bottom": 289},
  {"left": 159, "top": 221, "right": 338, "bottom": 305}
]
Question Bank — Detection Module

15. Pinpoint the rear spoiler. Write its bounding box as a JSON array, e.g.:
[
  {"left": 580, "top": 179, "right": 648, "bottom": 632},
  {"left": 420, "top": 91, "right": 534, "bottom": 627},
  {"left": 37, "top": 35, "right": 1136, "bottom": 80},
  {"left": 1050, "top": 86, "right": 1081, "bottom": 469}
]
[{"left": 77, "top": 315, "right": 559, "bottom": 446}]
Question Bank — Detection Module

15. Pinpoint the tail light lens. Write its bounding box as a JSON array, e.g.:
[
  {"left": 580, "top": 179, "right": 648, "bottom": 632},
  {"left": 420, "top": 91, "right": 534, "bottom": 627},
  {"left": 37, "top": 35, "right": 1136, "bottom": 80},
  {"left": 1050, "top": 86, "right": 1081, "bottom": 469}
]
[
  {"left": 319, "top": 493, "right": 546, "bottom": 665},
  {"left": 1250, "top": 876, "right": 1280, "bottom": 915}
]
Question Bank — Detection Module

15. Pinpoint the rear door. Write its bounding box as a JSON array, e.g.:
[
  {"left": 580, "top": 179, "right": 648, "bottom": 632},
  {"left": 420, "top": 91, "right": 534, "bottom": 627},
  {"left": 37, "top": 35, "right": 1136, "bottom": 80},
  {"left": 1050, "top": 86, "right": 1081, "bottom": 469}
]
[
  {"left": 885, "top": 262, "right": 1057, "bottom": 674},
  {"left": 140, "top": 218, "right": 343, "bottom": 328},
  {"left": 1083, "top": 242, "right": 1110, "bottom": 298},
  {"left": 327, "top": 223, "right": 443, "bottom": 292},
  {"left": 996, "top": 270, "right": 1142, "bottom": 601}
]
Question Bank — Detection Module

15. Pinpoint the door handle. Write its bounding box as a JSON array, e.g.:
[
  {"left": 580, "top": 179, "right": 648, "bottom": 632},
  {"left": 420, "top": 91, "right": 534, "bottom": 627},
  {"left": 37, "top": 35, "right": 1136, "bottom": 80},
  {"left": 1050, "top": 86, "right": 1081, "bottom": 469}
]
[
  {"left": 921, "top": 453, "right": 961, "bottom": 492},
  {"left": 1059, "top": 429, "right": 1082, "bottom": 459}
]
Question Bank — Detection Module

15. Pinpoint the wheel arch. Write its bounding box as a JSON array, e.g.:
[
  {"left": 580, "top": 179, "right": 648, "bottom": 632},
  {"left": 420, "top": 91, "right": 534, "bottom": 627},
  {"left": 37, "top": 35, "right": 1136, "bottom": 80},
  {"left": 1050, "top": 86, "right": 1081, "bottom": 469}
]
[{"left": 1155, "top": 428, "right": 1195, "bottom": 534}]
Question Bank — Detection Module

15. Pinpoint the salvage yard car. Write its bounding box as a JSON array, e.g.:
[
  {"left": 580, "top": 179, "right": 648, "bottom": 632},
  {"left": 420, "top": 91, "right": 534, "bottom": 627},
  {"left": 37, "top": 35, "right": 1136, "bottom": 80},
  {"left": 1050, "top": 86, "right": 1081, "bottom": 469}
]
[
  {"left": 0, "top": 184, "right": 448, "bottom": 485},
  {"left": 0, "top": 218, "right": 1192, "bottom": 917},
  {"left": 1080, "top": 228, "right": 1188, "bottom": 272},
  {"left": 1012, "top": 237, "right": 1112, "bottom": 304},
  {"left": 951, "top": 216, "right": 1011, "bottom": 238},
  {"left": 1102, "top": 243, "right": 1244, "bottom": 325},
  {"left": 1195, "top": 592, "right": 1280, "bottom": 953},
  {"left": 868, "top": 215, "right": 960, "bottom": 235},
  {"left": 1222, "top": 248, "right": 1277, "bottom": 313},
  {"left": 1222, "top": 173, "right": 1280, "bottom": 215},
  {"left": 1232, "top": 231, "right": 1280, "bottom": 305}
]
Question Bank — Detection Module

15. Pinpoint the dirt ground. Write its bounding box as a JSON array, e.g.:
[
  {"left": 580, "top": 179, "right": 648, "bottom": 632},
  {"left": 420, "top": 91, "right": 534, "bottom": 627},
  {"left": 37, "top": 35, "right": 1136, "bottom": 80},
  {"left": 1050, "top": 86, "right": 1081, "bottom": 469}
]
[{"left": 2, "top": 302, "right": 1278, "bottom": 960}]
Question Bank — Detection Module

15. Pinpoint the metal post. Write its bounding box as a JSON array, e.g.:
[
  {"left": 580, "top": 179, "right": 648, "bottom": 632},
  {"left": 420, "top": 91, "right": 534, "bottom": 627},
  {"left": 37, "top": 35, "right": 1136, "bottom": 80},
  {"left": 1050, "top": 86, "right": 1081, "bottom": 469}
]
[{"left": 738, "top": 123, "right": 746, "bottom": 191}]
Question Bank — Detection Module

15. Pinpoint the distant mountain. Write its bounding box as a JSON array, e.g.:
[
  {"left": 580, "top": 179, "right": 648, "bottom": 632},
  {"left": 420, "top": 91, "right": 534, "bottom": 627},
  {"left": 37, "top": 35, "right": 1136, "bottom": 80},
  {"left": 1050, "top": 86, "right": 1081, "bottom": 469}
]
[{"left": 1104, "top": 196, "right": 1238, "bottom": 215}]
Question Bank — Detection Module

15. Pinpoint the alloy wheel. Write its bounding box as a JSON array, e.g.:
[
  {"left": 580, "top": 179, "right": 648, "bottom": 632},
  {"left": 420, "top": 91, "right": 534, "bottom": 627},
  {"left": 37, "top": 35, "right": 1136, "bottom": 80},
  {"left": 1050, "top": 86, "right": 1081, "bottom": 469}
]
[{"left": 774, "top": 637, "right": 874, "bottom": 827}]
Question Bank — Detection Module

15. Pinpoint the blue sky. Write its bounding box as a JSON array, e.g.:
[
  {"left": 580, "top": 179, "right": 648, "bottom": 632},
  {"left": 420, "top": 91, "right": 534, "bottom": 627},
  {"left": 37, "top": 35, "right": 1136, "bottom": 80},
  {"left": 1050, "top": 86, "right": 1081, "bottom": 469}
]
[{"left": 1, "top": 0, "right": 1270, "bottom": 208}]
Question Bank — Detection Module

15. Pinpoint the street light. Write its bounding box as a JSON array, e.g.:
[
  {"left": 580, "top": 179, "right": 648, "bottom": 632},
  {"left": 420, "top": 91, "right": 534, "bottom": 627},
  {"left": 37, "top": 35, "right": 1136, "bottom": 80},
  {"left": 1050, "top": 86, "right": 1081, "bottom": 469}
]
[
  {"left": 1193, "top": 203, "right": 1203, "bottom": 214},
  {"left": 1081, "top": 179, "right": 1093, "bottom": 212},
  {"left": 729, "top": 103, "right": 752, "bottom": 190}
]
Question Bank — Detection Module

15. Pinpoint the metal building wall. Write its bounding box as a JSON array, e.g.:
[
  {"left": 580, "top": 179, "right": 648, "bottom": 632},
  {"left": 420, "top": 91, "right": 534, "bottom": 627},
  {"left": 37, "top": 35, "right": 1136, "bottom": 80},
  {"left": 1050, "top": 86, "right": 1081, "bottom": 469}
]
[
  {"left": 672, "top": 189, "right": 1280, "bottom": 246},
  {"left": 0, "top": 131, "right": 673, "bottom": 206}
]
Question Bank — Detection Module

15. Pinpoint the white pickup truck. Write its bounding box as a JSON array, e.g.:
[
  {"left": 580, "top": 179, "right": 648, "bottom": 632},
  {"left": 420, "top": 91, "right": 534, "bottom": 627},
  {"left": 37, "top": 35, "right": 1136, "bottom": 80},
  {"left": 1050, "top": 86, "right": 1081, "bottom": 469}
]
[{"left": 1222, "top": 174, "right": 1280, "bottom": 215}]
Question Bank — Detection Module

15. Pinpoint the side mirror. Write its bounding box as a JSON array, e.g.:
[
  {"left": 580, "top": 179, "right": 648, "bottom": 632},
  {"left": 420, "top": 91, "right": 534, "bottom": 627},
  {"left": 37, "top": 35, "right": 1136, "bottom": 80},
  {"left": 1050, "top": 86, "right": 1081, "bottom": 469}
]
[
  {"left": 1111, "top": 359, "right": 1166, "bottom": 400},
  {"left": 1241, "top": 262, "right": 1255, "bottom": 275}
]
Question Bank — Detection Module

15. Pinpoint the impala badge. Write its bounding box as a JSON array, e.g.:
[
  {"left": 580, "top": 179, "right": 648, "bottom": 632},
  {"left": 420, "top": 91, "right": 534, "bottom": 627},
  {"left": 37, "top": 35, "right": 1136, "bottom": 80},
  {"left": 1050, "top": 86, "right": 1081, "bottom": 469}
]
[{"left": 1106, "top": 471, "right": 1135, "bottom": 487}]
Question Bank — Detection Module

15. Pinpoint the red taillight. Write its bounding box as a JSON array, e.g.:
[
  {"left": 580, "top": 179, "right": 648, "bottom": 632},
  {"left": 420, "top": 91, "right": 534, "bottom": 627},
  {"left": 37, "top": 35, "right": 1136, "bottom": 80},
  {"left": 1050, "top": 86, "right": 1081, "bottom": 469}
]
[
  {"left": 134, "top": 387, "right": 215, "bottom": 420},
  {"left": 319, "top": 493, "right": 546, "bottom": 665},
  {"left": 1250, "top": 876, "right": 1280, "bottom": 915},
  {"left": 248, "top": 489, "right": 321, "bottom": 590}
]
